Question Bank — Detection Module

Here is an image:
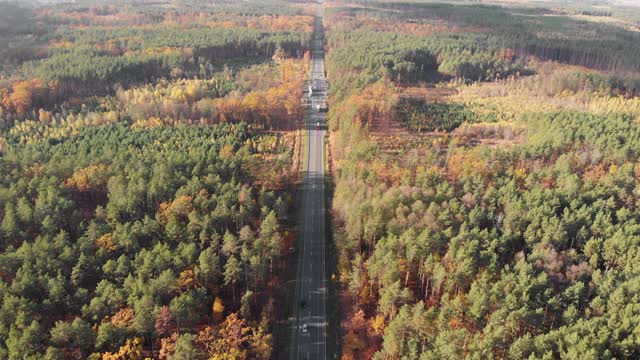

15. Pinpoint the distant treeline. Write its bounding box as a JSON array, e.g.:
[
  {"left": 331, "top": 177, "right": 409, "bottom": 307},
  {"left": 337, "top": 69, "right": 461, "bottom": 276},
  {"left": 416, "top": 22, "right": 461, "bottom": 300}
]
[
  {"left": 579, "top": 10, "right": 612, "bottom": 17},
  {"left": 19, "top": 28, "right": 308, "bottom": 99},
  {"left": 336, "top": 2, "right": 640, "bottom": 74}
]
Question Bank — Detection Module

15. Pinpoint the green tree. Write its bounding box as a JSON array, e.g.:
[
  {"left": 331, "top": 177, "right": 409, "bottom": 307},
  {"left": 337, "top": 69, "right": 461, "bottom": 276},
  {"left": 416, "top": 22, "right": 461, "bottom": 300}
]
[
  {"left": 169, "top": 333, "right": 206, "bottom": 360},
  {"left": 44, "top": 346, "right": 65, "bottom": 360},
  {"left": 221, "top": 231, "right": 239, "bottom": 257},
  {"left": 196, "top": 247, "right": 220, "bottom": 289},
  {"left": 50, "top": 318, "right": 95, "bottom": 357},
  {"left": 1, "top": 203, "right": 18, "bottom": 244},
  {"left": 258, "top": 211, "right": 281, "bottom": 274},
  {"left": 95, "top": 322, "right": 130, "bottom": 352},
  {"left": 224, "top": 256, "right": 242, "bottom": 302},
  {"left": 71, "top": 253, "right": 97, "bottom": 288},
  {"left": 378, "top": 280, "right": 413, "bottom": 320},
  {"left": 6, "top": 320, "right": 44, "bottom": 360},
  {"left": 170, "top": 290, "right": 205, "bottom": 331},
  {"left": 133, "top": 295, "right": 156, "bottom": 336},
  {"left": 240, "top": 290, "right": 254, "bottom": 320}
]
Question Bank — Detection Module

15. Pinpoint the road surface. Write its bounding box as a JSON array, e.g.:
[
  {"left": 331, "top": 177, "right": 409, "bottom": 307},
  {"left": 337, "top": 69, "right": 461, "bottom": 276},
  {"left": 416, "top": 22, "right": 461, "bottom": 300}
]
[{"left": 288, "top": 1, "right": 329, "bottom": 359}]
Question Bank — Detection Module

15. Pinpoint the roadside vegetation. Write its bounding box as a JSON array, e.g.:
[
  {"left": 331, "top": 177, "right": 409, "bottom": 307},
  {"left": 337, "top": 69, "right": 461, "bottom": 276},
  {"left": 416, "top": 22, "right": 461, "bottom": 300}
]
[
  {"left": 0, "top": 0, "right": 311, "bottom": 358},
  {"left": 324, "top": 1, "right": 640, "bottom": 359}
]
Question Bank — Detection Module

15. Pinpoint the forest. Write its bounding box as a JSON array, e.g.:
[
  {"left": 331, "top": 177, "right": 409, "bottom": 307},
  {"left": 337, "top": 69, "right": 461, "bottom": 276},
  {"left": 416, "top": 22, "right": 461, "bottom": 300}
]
[
  {"left": 324, "top": 0, "right": 640, "bottom": 359},
  {"left": 0, "top": 0, "right": 311, "bottom": 358},
  {"left": 1, "top": 0, "right": 311, "bottom": 107}
]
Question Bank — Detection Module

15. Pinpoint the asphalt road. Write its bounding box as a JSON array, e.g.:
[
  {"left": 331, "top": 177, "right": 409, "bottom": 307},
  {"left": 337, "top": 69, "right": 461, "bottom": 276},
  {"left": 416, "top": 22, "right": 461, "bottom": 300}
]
[{"left": 288, "top": 1, "right": 329, "bottom": 359}]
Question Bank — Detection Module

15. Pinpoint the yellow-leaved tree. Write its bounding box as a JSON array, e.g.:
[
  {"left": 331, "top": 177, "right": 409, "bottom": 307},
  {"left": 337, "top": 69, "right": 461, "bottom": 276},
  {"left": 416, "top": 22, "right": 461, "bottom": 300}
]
[{"left": 212, "top": 297, "right": 225, "bottom": 323}]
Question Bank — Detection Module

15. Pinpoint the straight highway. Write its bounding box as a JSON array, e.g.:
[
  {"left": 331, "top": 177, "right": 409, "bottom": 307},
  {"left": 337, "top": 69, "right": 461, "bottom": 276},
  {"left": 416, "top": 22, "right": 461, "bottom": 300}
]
[{"left": 288, "top": 1, "right": 329, "bottom": 359}]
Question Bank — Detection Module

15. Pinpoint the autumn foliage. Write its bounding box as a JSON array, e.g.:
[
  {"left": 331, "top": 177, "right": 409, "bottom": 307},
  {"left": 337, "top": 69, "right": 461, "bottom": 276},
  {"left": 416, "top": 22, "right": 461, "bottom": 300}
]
[
  {"left": 0, "top": 0, "right": 305, "bottom": 359},
  {"left": 101, "top": 337, "right": 144, "bottom": 360},
  {"left": 0, "top": 79, "right": 55, "bottom": 116}
]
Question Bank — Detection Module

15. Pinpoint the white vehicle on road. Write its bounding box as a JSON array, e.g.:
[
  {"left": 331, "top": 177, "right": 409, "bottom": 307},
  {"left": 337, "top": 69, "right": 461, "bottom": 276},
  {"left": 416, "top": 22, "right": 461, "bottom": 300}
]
[{"left": 302, "top": 323, "right": 308, "bottom": 336}]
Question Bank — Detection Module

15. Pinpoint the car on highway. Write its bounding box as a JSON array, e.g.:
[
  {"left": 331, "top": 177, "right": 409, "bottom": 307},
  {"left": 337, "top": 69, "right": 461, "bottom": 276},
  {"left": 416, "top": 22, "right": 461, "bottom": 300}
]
[
  {"left": 316, "top": 121, "right": 320, "bottom": 130},
  {"left": 302, "top": 323, "right": 308, "bottom": 335}
]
